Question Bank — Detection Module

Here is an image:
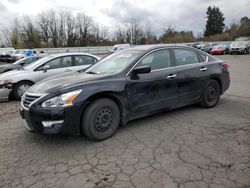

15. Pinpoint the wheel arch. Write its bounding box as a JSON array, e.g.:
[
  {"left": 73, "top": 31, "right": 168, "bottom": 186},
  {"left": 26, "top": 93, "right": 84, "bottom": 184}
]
[
  {"left": 10, "top": 80, "right": 35, "bottom": 99},
  {"left": 13, "top": 80, "right": 35, "bottom": 87},
  {"left": 208, "top": 76, "right": 222, "bottom": 95},
  {"left": 80, "top": 91, "right": 127, "bottom": 128}
]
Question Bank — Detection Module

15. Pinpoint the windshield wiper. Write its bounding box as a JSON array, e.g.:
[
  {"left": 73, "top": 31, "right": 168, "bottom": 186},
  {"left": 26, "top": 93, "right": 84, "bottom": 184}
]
[{"left": 85, "top": 71, "right": 99, "bottom": 74}]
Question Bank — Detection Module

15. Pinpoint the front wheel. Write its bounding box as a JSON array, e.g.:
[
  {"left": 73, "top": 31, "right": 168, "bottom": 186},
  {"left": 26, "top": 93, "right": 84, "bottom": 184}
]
[
  {"left": 81, "top": 98, "right": 120, "bottom": 141},
  {"left": 200, "top": 80, "right": 221, "bottom": 108},
  {"left": 12, "top": 81, "right": 34, "bottom": 100}
]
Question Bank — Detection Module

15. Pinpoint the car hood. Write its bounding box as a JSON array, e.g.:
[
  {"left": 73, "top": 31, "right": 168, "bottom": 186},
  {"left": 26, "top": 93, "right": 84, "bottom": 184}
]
[
  {"left": 0, "top": 64, "right": 21, "bottom": 70},
  {"left": 211, "top": 48, "right": 223, "bottom": 51},
  {"left": 0, "top": 68, "right": 25, "bottom": 80},
  {"left": 231, "top": 45, "right": 246, "bottom": 48},
  {"left": 28, "top": 72, "right": 112, "bottom": 94}
]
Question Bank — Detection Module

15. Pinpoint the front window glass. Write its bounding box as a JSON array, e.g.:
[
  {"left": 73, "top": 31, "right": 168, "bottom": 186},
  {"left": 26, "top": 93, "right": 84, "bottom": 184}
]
[
  {"left": 86, "top": 51, "right": 142, "bottom": 74},
  {"left": 174, "top": 49, "right": 199, "bottom": 66},
  {"left": 44, "top": 56, "right": 72, "bottom": 69},
  {"left": 136, "top": 49, "right": 171, "bottom": 70}
]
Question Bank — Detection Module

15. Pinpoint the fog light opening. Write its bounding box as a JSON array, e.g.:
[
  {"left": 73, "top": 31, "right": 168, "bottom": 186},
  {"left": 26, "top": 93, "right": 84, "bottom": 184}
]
[{"left": 42, "top": 120, "right": 64, "bottom": 128}]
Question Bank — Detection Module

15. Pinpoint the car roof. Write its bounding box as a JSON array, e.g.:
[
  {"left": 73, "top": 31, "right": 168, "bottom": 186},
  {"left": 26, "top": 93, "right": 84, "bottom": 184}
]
[
  {"left": 48, "top": 52, "right": 100, "bottom": 59},
  {"left": 124, "top": 44, "right": 196, "bottom": 52}
]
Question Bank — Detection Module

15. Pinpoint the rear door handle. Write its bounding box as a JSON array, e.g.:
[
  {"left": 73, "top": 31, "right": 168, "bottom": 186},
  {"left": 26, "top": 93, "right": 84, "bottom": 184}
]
[
  {"left": 200, "top": 67, "right": 207, "bottom": 71},
  {"left": 167, "top": 74, "right": 177, "bottom": 79}
]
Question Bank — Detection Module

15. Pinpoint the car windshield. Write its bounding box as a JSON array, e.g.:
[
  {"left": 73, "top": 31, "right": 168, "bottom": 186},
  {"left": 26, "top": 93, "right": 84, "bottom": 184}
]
[
  {"left": 13, "top": 58, "right": 27, "bottom": 65},
  {"left": 24, "top": 56, "right": 52, "bottom": 70},
  {"left": 85, "top": 50, "right": 143, "bottom": 74}
]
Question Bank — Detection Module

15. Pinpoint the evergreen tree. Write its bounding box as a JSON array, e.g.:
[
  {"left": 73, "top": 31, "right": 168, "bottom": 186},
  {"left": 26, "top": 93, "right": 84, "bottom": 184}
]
[{"left": 204, "top": 6, "right": 225, "bottom": 37}]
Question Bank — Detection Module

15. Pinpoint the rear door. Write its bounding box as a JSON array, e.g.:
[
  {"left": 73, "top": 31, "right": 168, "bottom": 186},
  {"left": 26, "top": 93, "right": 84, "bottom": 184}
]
[
  {"left": 173, "top": 48, "right": 209, "bottom": 104},
  {"left": 126, "top": 49, "right": 178, "bottom": 116}
]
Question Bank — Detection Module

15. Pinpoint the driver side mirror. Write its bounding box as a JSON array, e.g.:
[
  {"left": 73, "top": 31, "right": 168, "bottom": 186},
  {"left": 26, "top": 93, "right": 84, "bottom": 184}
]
[
  {"left": 133, "top": 66, "right": 151, "bottom": 75},
  {"left": 43, "top": 65, "right": 50, "bottom": 72}
]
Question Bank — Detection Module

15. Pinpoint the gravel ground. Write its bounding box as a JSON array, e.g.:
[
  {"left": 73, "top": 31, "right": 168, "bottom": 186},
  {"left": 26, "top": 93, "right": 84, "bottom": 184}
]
[{"left": 0, "top": 55, "right": 250, "bottom": 188}]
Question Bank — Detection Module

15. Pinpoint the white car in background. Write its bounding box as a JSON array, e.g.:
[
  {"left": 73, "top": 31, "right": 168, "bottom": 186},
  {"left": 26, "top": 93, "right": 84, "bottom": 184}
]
[
  {"left": 109, "top": 43, "right": 130, "bottom": 53},
  {"left": 0, "top": 53, "right": 100, "bottom": 101}
]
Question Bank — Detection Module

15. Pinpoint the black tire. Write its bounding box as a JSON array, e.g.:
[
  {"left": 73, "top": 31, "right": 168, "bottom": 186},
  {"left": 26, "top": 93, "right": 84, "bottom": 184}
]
[
  {"left": 82, "top": 98, "right": 120, "bottom": 141},
  {"left": 12, "top": 81, "right": 33, "bottom": 100},
  {"left": 200, "top": 80, "right": 221, "bottom": 108}
]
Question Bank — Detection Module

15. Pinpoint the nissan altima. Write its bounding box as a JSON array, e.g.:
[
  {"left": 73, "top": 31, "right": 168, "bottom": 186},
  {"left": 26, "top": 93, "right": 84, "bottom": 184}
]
[{"left": 20, "top": 45, "right": 230, "bottom": 141}]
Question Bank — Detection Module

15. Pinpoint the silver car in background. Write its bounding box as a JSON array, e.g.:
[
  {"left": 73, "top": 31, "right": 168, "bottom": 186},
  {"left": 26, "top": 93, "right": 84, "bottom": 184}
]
[
  {"left": 0, "top": 53, "right": 100, "bottom": 101},
  {"left": 229, "top": 41, "right": 250, "bottom": 54}
]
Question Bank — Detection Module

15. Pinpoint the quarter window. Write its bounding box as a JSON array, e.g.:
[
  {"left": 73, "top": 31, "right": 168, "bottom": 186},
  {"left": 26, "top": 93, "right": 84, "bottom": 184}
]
[
  {"left": 75, "top": 56, "right": 96, "bottom": 66},
  {"left": 199, "top": 53, "right": 207, "bottom": 62},
  {"left": 174, "top": 49, "right": 199, "bottom": 66},
  {"left": 136, "top": 49, "right": 171, "bottom": 71}
]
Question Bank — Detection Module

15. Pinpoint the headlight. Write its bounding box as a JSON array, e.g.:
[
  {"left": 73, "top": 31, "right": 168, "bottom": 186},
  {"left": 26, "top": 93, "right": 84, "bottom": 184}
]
[
  {"left": 0, "top": 80, "right": 12, "bottom": 85},
  {"left": 42, "top": 90, "right": 82, "bottom": 108}
]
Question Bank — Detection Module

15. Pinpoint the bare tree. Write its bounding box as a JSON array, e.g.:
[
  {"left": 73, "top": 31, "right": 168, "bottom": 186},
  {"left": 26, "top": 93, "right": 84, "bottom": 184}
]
[
  {"left": 76, "top": 13, "right": 93, "bottom": 46},
  {"left": 18, "top": 15, "right": 41, "bottom": 48},
  {"left": 115, "top": 25, "right": 126, "bottom": 43},
  {"left": 37, "top": 11, "right": 50, "bottom": 46},
  {"left": 125, "top": 18, "right": 144, "bottom": 45},
  {"left": 6, "top": 19, "right": 21, "bottom": 48},
  {"left": 57, "top": 11, "right": 66, "bottom": 47}
]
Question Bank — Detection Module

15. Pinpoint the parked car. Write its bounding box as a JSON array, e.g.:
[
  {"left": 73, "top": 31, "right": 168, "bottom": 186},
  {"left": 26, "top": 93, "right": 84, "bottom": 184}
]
[
  {"left": 0, "top": 53, "right": 100, "bottom": 101},
  {"left": 109, "top": 43, "right": 130, "bottom": 53},
  {"left": 210, "top": 45, "right": 229, "bottom": 55},
  {"left": 196, "top": 43, "right": 213, "bottom": 53},
  {"left": 0, "top": 56, "right": 42, "bottom": 74},
  {"left": 11, "top": 49, "right": 41, "bottom": 61},
  {"left": 19, "top": 45, "right": 230, "bottom": 141},
  {"left": 229, "top": 41, "right": 250, "bottom": 54},
  {"left": 0, "top": 50, "right": 16, "bottom": 63}
]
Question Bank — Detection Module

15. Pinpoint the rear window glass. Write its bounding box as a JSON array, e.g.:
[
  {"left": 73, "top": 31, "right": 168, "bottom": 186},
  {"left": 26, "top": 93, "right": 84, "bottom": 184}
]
[{"left": 174, "top": 49, "right": 199, "bottom": 66}]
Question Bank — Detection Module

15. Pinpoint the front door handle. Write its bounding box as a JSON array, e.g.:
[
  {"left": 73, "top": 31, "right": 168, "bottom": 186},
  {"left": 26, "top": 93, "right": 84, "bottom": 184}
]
[
  {"left": 200, "top": 67, "right": 207, "bottom": 71},
  {"left": 167, "top": 74, "right": 177, "bottom": 79}
]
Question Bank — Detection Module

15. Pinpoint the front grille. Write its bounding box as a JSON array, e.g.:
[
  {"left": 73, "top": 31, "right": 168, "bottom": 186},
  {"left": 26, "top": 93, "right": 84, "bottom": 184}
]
[{"left": 22, "top": 93, "right": 42, "bottom": 109}]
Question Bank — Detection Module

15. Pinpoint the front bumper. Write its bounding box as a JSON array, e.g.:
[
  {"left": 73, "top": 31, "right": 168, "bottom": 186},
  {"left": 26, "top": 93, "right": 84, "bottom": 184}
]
[
  {"left": 230, "top": 49, "right": 245, "bottom": 54},
  {"left": 19, "top": 103, "right": 85, "bottom": 135},
  {"left": 0, "top": 88, "right": 12, "bottom": 102}
]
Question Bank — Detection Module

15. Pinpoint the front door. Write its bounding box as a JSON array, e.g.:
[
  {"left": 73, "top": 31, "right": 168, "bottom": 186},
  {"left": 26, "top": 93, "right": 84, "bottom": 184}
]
[
  {"left": 126, "top": 49, "right": 178, "bottom": 116},
  {"left": 34, "top": 56, "right": 74, "bottom": 82}
]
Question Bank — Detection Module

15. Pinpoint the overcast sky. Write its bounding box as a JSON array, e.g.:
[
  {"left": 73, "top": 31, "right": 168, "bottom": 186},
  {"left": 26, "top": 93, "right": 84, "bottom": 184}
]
[{"left": 0, "top": 0, "right": 249, "bottom": 37}]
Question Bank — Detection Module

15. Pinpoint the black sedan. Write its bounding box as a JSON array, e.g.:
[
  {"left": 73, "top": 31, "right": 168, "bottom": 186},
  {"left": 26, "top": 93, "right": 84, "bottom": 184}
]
[
  {"left": 20, "top": 45, "right": 230, "bottom": 141},
  {"left": 0, "top": 56, "right": 41, "bottom": 74}
]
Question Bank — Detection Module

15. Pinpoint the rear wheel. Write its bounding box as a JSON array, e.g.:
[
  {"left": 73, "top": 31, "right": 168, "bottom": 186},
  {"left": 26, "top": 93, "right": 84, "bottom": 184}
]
[
  {"left": 200, "top": 80, "right": 221, "bottom": 108},
  {"left": 82, "top": 98, "right": 120, "bottom": 141},
  {"left": 12, "top": 81, "right": 33, "bottom": 100}
]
